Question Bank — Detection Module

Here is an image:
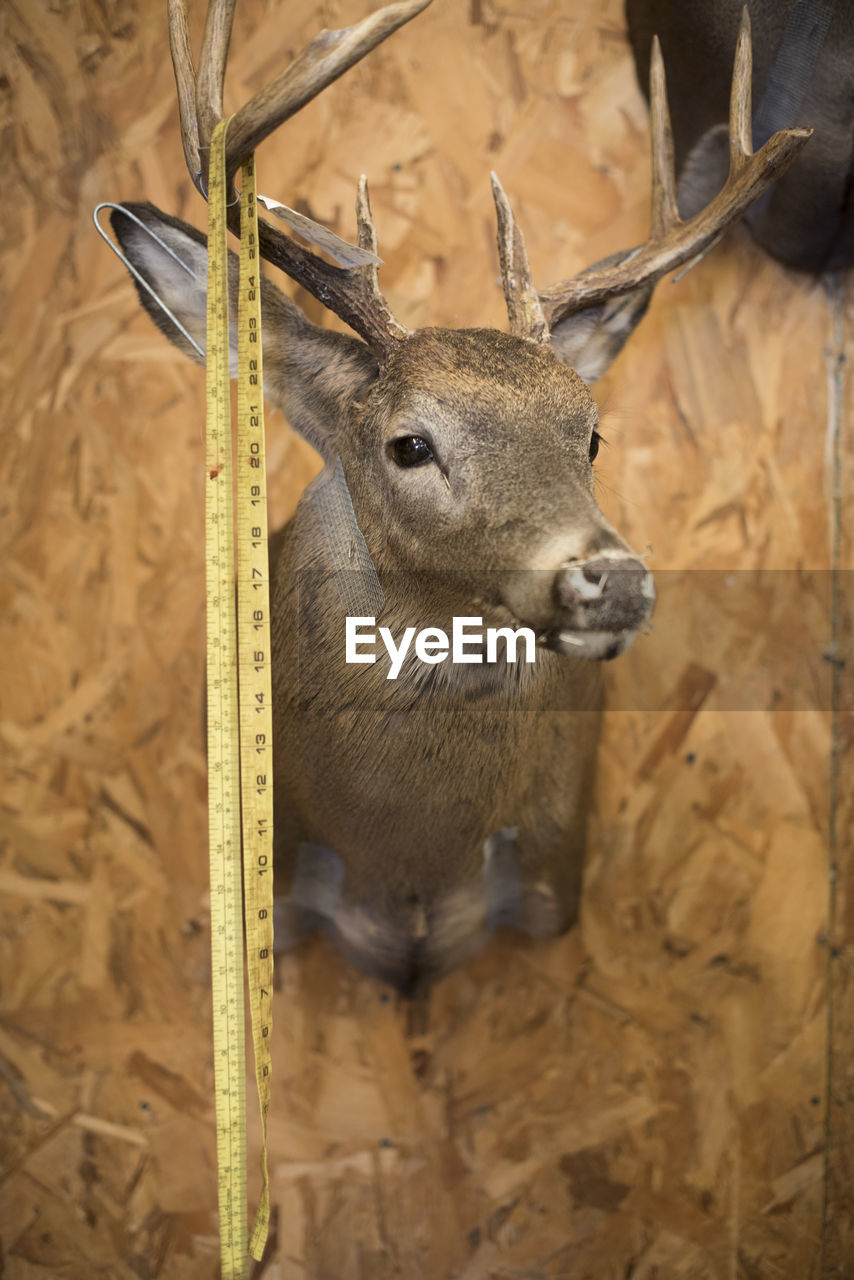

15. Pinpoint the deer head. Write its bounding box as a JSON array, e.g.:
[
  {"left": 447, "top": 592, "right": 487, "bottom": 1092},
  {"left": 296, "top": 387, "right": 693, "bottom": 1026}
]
[{"left": 110, "top": 1, "right": 810, "bottom": 666}]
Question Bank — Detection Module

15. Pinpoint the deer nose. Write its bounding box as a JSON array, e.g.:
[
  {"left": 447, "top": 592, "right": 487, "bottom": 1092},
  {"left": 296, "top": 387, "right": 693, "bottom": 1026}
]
[{"left": 554, "top": 555, "right": 655, "bottom": 630}]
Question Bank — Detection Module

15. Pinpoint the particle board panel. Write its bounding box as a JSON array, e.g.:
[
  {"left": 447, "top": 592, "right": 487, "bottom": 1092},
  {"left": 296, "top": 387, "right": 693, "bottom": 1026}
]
[{"left": 0, "top": 1, "right": 850, "bottom": 1277}]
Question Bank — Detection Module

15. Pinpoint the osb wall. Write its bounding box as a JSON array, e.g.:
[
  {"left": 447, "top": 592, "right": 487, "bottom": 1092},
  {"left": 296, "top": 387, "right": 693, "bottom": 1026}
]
[{"left": 1, "top": 1, "right": 852, "bottom": 1276}]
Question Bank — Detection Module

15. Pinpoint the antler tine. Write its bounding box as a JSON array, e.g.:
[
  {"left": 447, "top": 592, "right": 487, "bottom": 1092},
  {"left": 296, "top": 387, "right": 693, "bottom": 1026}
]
[
  {"left": 729, "top": 7, "right": 753, "bottom": 172},
  {"left": 168, "top": 0, "right": 202, "bottom": 188},
  {"left": 490, "top": 172, "right": 549, "bottom": 345},
  {"left": 648, "top": 35, "right": 679, "bottom": 238},
  {"left": 197, "top": 0, "right": 237, "bottom": 164},
  {"left": 355, "top": 175, "right": 410, "bottom": 344},
  {"left": 168, "top": 0, "right": 239, "bottom": 195},
  {"left": 224, "top": 0, "right": 432, "bottom": 192},
  {"left": 538, "top": 15, "right": 812, "bottom": 332}
]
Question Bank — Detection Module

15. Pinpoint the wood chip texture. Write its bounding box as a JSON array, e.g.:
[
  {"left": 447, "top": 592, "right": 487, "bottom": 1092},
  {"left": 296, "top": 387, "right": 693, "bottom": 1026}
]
[{"left": 1, "top": 1, "right": 851, "bottom": 1277}]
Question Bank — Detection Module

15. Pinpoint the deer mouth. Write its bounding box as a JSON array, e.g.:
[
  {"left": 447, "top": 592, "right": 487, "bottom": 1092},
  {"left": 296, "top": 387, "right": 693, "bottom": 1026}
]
[{"left": 540, "top": 627, "right": 640, "bottom": 662}]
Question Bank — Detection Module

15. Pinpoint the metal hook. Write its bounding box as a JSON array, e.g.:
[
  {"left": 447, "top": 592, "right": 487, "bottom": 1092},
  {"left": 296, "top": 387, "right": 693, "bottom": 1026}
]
[
  {"left": 194, "top": 148, "right": 241, "bottom": 204},
  {"left": 195, "top": 174, "right": 242, "bottom": 206},
  {"left": 92, "top": 202, "right": 205, "bottom": 359}
]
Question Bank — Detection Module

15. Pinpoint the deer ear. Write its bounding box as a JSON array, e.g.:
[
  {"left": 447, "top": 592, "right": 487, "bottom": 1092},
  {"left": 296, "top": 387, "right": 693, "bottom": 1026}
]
[
  {"left": 676, "top": 124, "right": 731, "bottom": 220},
  {"left": 547, "top": 251, "right": 655, "bottom": 384},
  {"left": 110, "top": 203, "right": 379, "bottom": 459}
]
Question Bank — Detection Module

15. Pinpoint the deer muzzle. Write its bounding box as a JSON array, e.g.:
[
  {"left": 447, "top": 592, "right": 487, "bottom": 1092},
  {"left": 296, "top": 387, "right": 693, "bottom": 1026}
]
[{"left": 546, "top": 552, "right": 655, "bottom": 661}]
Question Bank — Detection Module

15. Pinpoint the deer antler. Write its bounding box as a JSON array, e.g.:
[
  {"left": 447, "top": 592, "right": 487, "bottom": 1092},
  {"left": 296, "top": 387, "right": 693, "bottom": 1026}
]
[
  {"left": 168, "top": 0, "right": 428, "bottom": 356},
  {"left": 490, "top": 172, "right": 549, "bottom": 346},
  {"left": 493, "top": 8, "right": 812, "bottom": 343}
]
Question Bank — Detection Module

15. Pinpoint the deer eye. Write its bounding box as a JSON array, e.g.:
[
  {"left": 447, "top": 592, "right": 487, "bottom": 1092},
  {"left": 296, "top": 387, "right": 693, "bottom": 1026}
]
[
  {"left": 588, "top": 430, "right": 601, "bottom": 463},
  {"left": 389, "top": 435, "right": 435, "bottom": 468}
]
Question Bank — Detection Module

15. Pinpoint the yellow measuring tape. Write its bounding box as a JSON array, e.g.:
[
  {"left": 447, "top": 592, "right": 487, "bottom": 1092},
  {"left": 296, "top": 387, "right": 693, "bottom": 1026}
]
[{"left": 206, "top": 117, "right": 274, "bottom": 1277}]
